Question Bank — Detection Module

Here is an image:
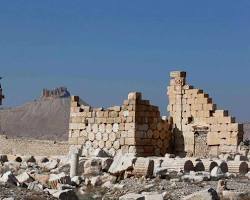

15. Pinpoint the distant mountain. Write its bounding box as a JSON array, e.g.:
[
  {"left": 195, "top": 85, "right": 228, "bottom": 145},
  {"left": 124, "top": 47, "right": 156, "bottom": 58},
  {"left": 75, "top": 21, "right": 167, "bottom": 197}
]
[{"left": 0, "top": 87, "right": 88, "bottom": 141}]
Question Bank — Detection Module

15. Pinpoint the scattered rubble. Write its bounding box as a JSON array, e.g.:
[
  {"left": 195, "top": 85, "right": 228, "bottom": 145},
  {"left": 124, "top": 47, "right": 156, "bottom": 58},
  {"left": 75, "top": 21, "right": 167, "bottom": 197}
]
[{"left": 0, "top": 153, "right": 248, "bottom": 199}]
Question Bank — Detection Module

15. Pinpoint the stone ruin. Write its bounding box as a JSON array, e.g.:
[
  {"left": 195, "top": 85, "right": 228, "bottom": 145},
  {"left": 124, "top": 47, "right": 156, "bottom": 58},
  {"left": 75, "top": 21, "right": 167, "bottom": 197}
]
[
  {"left": 69, "top": 71, "right": 244, "bottom": 158},
  {"left": 69, "top": 93, "right": 172, "bottom": 157},
  {"left": 168, "top": 71, "right": 244, "bottom": 157},
  {"left": 42, "top": 87, "right": 70, "bottom": 99}
]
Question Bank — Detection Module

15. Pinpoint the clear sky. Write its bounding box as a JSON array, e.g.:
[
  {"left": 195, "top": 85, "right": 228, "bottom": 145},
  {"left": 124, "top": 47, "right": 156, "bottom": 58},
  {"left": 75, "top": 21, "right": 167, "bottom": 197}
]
[{"left": 0, "top": 1, "right": 249, "bottom": 122}]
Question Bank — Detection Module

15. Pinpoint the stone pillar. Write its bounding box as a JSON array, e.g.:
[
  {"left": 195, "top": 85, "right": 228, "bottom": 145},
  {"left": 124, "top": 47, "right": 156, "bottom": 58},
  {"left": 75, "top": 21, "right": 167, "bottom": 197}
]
[
  {"left": 70, "top": 153, "right": 79, "bottom": 178},
  {"left": 167, "top": 71, "right": 186, "bottom": 154}
]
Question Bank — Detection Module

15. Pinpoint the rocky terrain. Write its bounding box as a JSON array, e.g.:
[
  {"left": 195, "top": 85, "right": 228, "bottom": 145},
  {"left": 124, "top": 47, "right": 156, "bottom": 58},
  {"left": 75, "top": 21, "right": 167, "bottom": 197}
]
[
  {"left": 0, "top": 88, "right": 88, "bottom": 141},
  {"left": 0, "top": 150, "right": 249, "bottom": 200}
]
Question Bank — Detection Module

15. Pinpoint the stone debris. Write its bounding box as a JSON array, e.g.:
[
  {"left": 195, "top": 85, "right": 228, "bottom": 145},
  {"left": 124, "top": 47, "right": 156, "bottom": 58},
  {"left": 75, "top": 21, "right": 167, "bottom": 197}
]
[
  {"left": 119, "top": 193, "right": 145, "bottom": 200},
  {"left": 42, "top": 159, "right": 59, "bottom": 171},
  {"left": 0, "top": 154, "right": 248, "bottom": 199},
  {"left": 108, "top": 153, "right": 136, "bottom": 175},
  {"left": 0, "top": 171, "right": 19, "bottom": 185},
  {"left": 182, "top": 188, "right": 219, "bottom": 200},
  {"left": 0, "top": 71, "right": 249, "bottom": 199},
  {"left": 133, "top": 158, "right": 154, "bottom": 178},
  {"left": 210, "top": 166, "right": 225, "bottom": 180},
  {"left": 84, "top": 158, "right": 102, "bottom": 176},
  {"left": 48, "top": 173, "right": 71, "bottom": 189},
  {"left": 27, "top": 181, "right": 44, "bottom": 192},
  {"left": 16, "top": 172, "right": 33, "bottom": 184}
]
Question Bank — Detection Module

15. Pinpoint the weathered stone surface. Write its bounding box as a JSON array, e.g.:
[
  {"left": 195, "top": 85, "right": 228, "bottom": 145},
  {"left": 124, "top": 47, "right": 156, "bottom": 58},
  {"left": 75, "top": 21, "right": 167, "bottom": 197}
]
[
  {"left": 27, "top": 181, "right": 44, "bottom": 192},
  {"left": 101, "top": 158, "right": 113, "bottom": 172},
  {"left": 119, "top": 193, "right": 145, "bottom": 200},
  {"left": 48, "top": 173, "right": 71, "bottom": 189},
  {"left": 46, "top": 189, "right": 78, "bottom": 200},
  {"left": 16, "top": 172, "right": 33, "bottom": 184},
  {"left": 210, "top": 166, "right": 225, "bottom": 179},
  {"left": 144, "top": 193, "right": 163, "bottom": 200},
  {"left": 71, "top": 176, "right": 82, "bottom": 186},
  {"left": 0, "top": 171, "right": 19, "bottom": 185},
  {"left": 133, "top": 158, "right": 154, "bottom": 178},
  {"left": 93, "top": 148, "right": 110, "bottom": 157},
  {"left": 183, "top": 188, "right": 219, "bottom": 200},
  {"left": 84, "top": 158, "right": 102, "bottom": 176},
  {"left": 42, "top": 159, "right": 59, "bottom": 171},
  {"left": 109, "top": 154, "right": 136, "bottom": 175}
]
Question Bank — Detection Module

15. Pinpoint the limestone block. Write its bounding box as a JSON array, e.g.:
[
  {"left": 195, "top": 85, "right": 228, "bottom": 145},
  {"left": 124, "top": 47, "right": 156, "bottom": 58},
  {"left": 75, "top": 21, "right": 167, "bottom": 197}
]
[
  {"left": 71, "top": 96, "right": 79, "bottom": 102},
  {"left": 120, "top": 137, "right": 125, "bottom": 145},
  {"left": 128, "top": 92, "right": 142, "bottom": 100},
  {"left": 203, "top": 104, "right": 217, "bottom": 111},
  {"left": 98, "top": 124, "right": 106, "bottom": 133},
  {"left": 125, "top": 123, "right": 135, "bottom": 131},
  {"left": 102, "top": 133, "right": 109, "bottom": 142},
  {"left": 218, "top": 117, "right": 235, "bottom": 124},
  {"left": 170, "top": 71, "right": 186, "bottom": 78},
  {"left": 113, "top": 123, "right": 119, "bottom": 132},
  {"left": 119, "top": 193, "right": 144, "bottom": 200},
  {"left": 70, "top": 107, "right": 81, "bottom": 113},
  {"left": 207, "top": 132, "right": 220, "bottom": 145},
  {"left": 226, "top": 123, "right": 240, "bottom": 132},
  {"left": 106, "top": 124, "right": 113, "bottom": 133},
  {"left": 98, "top": 140, "right": 105, "bottom": 149},
  {"left": 88, "top": 132, "right": 95, "bottom": 141},
  {"left": 125, "top": 138, "right": 136, "bottom": 145},
  {"left": 126, "top": 116, "right": 133, "bottom": 123},
  {"left": 93, "top": 140, "right": 99, "bottom": 148},
  {"left": 109, "top": 132, "right": 116, "bottom": 142},
  {"left": 192, "top": 104, "right": 203, "bottom": 111},
  {"left": 106, "top": 118, "right": 114, "bottom": 126},
  {"left": 113, "top": 140, "right": 120, "bottom": 150},
  {"left": 77, "top": 137, "right": 86, "bottom": 144},
  {"left": 96, "top": 132, "right": 102, "bottom": 141},
  {"left": 105, "top": 141, "right": 113, "bottom": 149},
  {"left": 133, "top": 158, "right": 154, "bottom": 178},
  {"left": 214, "top": 110, "right": 229, "bottom": 117}
]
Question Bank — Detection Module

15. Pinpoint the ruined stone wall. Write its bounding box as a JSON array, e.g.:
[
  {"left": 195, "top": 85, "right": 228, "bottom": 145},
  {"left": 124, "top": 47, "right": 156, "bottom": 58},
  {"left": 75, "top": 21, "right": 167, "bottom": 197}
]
[
  {"left": 134, "top": 96, "right": 172, "bottom": 156},
  {"left": 69, "top": 92, "right": 172, "bottom": 156},
  {"left": 0, "top": 135, "right": 69, "bottom": 156},
  {"left": 167, "top": 71, "right": 243, "bottom": 157}
]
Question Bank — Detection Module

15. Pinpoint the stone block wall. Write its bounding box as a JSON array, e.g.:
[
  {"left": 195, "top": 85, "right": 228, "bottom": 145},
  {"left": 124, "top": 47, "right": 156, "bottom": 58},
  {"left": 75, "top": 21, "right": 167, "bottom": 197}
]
[
  {"left": 167, "top": 71, "right": 244, "bottom": 157},
  {"left": 69, "top": 92, "right": 172, "bottom": 156}
]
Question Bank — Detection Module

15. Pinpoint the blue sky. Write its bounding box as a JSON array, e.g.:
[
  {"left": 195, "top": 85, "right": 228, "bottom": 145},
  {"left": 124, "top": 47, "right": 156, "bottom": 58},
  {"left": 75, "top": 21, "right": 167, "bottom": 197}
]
[{"left": 0, "top": 1, "right": 249, "bottom": 121}]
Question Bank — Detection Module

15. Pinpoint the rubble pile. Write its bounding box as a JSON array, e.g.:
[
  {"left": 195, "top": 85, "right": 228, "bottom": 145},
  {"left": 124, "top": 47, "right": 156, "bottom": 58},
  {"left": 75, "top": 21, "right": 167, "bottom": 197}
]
[{"left": 0, "top": 151, "right": 249, "bottom": 200}]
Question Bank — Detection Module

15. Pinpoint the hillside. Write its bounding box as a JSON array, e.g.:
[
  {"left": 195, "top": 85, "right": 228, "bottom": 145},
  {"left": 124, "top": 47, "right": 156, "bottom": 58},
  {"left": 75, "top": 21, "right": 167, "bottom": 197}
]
[{"left": 0, "top": 87, "right": 88, "bottom": 141}]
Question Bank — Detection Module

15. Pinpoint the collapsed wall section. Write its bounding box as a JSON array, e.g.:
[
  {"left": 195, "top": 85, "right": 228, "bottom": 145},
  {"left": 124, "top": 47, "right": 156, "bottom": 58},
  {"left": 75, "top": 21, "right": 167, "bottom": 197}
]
[
  {"left": 167, "top": 71, "right": 244, "bottom": 157},
  {"left": 69, "top": 92, "right": 172, "bottom": 156}
]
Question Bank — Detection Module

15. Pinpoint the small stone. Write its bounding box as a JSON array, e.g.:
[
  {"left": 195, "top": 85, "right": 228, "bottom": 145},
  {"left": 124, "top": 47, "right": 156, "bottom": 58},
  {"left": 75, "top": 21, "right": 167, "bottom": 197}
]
[
  {"left": 119, "top": 193, "right": 145, "bottom": 200},
  {"left": 71, "top": 176, "right": 82, "bottom": 186},
  {"left": 16, "top": 172, "right": 33, "bottom": 184},
  {"left": 27, "top": 181, "right": 44, "bottom": 192},
  {"left": 0, "top": 171, "right": 19, "bottom": 185},
  {"left": 210, "top": 166, "right": 225, "bottom": 180},
  {"left": 183, "top": 188, "right": 219, "bottom": 200}
]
